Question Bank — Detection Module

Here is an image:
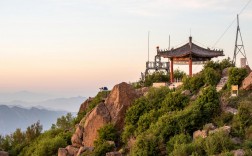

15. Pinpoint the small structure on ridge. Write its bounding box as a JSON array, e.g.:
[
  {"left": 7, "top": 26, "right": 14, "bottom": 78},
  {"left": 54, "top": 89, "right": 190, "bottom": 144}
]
[{"left": 157, "top": 36, "right": 224, "bottom": 83}]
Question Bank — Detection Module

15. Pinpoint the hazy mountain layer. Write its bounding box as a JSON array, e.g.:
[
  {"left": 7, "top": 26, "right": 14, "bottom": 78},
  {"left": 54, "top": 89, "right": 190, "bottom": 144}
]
[{"left": 0, "top": 105, "right": 70, "bottom": 135}]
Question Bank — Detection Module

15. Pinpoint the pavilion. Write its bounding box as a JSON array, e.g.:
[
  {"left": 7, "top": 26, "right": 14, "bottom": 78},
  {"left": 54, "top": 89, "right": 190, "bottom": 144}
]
[{"left": 157, "top": 37, "right": 224, "bottom": 83}]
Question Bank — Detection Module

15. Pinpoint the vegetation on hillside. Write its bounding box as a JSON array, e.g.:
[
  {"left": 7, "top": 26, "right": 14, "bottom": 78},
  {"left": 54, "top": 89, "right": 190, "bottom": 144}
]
[
  {"left": 0, "top": 114, "right": 73, "bottom": 156},
  {"left": 1, "top": 58, "right": 252, "bottom": 156},
  {"left": 121, "top": 58, "right": 252, "bottom": 155}
]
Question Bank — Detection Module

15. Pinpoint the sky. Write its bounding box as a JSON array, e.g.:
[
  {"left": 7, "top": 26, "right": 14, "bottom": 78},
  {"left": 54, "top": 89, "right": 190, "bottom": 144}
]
[{"left": 0, "top": 0, "right": 251, "bottom": 97}]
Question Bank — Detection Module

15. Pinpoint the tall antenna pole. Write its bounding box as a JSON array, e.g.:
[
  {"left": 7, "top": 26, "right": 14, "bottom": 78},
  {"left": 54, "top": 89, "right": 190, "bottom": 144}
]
[
  {"left": 148, "top": 31, "right": 150, "bottom": 62},
  {"left": 232, "top": 14, "right": 248, "bottom": 66},
  {"left": 168, "top": 35, "right": 170, "bottom": 50}
]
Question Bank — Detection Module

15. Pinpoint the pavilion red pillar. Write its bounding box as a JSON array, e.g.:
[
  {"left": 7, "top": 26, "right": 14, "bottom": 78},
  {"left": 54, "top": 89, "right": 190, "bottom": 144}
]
[
  {"left": 170, "top": 58, "right": 174, "bottom": 83},
  {"left": 189, "top": 58, "right": 192, "bottom": 77}
]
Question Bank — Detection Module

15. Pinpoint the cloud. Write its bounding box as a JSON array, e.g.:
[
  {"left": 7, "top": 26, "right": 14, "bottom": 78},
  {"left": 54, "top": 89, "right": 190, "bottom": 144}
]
[{"left": 105, "top": 0, "right": 241, "bottom": 17}]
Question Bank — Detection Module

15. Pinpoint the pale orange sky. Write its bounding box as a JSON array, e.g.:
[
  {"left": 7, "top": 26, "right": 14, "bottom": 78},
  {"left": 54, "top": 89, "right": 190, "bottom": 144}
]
[{"left": 0, "top": 0, "right": 251, "bottom": 97}]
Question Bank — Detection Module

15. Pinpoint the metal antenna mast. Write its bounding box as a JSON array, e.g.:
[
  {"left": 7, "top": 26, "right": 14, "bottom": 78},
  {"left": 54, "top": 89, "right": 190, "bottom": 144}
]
[
  {"left": 168, "top": 35, "right": 170, "bottom": 50},
  {"left": 148, "top": 31, "right": 150, "bottom": 62},
  {"left": 232, "top": 14, "right": 248, "bottom": 66}
]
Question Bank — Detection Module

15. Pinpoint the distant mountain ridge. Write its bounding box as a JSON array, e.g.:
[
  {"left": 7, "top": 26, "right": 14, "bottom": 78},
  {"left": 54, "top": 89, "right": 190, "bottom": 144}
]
[
  {"left": 0, "top": 91, "right": 53, "bottom": 102},
  {"left": 0, "top": 105, "right": 71, "bottom": 135},
  {"left": 1, "top": 96, "right": 86, "bottom": 112}
]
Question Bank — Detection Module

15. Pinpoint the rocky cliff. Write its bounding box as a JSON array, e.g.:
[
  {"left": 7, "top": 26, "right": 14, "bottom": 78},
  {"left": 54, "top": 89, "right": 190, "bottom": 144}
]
[{"left": 58, "top": 82, "right": 144, "bottom": 156}]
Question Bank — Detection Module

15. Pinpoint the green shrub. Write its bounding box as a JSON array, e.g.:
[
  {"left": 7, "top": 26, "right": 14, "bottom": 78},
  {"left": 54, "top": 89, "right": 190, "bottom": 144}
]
[
  {"left": 131, "top": 134, "right": 160, "bottom": 156},
  {"left": 93, "top": 141, "right": 115, "bottom": 156},
  {"left": 161, "top": 91, "right": 189, "bottom": 112},
  {"left": 173, "top": 69, "right": 186, "bottom": 81},
  {"left": 169, "top": 143, "right": 194, "bottom": 156},
  {"left": 204, "top": 58, "right": 233, "bottom": 73},
  {"left": 213, "top": 112, "right": 233, "bottom": 127},
  {"left": 182, "top": 73, "right": 204, "bottom": 93},
  {"left": 237, "top": 102, "right": 252, "bottom": 128},
  {"left": 166, "top": 133, "right": 191, "bottom": 153},
  {"left": 227, "top": 67, "right": 248, "bottom": 89},
  {"left": 55, "top": 113, "right": 74, "bottom": 130},
  {"left": 132, "top": 86, "right": 220, "bottom": 153},
  {"left": 96, "top": 124, "right": 117, "bottom": 142},
  {"left": 19, "top": 129, "right": 71, "bottom": 156},
  {"left": 93, "top": 124, "right": 117, "bottom": 156},
  {"left": 202, "top": 67, "right": 221, "bottom": 86},
  {"left": 204, "top": 131, "right": 234, "bottom": 155},
  {"left": 144, "top": 71, "right": 169, "bottom": 87},
  {"left": 136, "top": 110, "right": 160, "bottom": 135}
]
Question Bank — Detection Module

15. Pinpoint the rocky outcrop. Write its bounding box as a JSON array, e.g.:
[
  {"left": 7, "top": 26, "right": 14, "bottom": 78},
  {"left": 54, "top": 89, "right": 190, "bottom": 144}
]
[
  {"left": 82, "top": 102, "right": 111, "bottom": 147},
  {"left": 182, "top": 90, "right": 191, "bottom": 96},
  {"left": 79, "top": 97, "right": 93, "bottom": 113},
  {"left": 193, "top": 124, "right": 231, "bottom": 139},
  {"left": 222, "top": 67, "right": 230, "bottom": 77},
  {"left": 216, "top": 76, "right": 228, "bottom": 92},
  {"left": 66, "top": 145, "right": 79, "bottom": 156},
  {"left": 71, "top": 125, "right": 84, "bottom": 147},
  {"left": 209, "top": 125, "right": 231, "bottom": 135},
  {"left": 193, "top": 130, "right": 207, "bottom": 139},
  {"left": 203, "top": 123, "right": 216, "bottom": 131},
  {"left": 105, "top": 82, "right": 139, "bottom": 130},
  {"left": 58, "top": 82, "right": 140, "bottom": 156},
  {"left": 232, "top": 149, "right": 245, "bottom": 156},
  {"left": 136, "top": 87, "right": 149, "bottom": 97},
  {"left": 0, "top": 151, "right": 8, "bottom": 156},
  {"left": 241, "top": 72, "right": 252, "bottom": 90},
  {"left": 76, "top": 147, "right": 93, "bottom": 156},
  {"left": 58, "top": 148, "right": 68, "bottom": 156}
]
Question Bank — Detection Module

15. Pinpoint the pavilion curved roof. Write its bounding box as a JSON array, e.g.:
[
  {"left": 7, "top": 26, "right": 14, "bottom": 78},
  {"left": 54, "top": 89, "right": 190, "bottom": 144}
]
[{"left": 157, "top": 37, "right": 224, "bottom": 58}]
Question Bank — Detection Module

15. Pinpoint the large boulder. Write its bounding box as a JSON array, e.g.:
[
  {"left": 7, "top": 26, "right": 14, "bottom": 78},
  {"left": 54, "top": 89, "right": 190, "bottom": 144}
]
[
  {"left": 66, "top": 145, "right": 79, "bottom": 156},
  {"left": 193, "top": 130, "right": 207, "bottom": 139},
  {"left": 58, "top": 148, "right": 68, "bottom": 156},
  {"left": 0, "top": 151, "right": 8, "bottom": 156},
  {"left": 105, "top": 82, "right": 139, "bottom": 130},
  {"left": 76, "top": 146, "right": 94, "bottom": 156},
  {"left": 82, "top": 102, "right": 111, "bottom": 147}
]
